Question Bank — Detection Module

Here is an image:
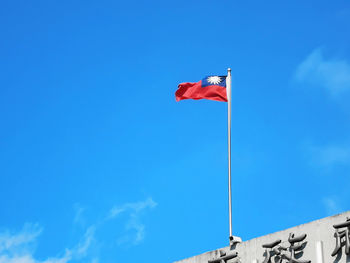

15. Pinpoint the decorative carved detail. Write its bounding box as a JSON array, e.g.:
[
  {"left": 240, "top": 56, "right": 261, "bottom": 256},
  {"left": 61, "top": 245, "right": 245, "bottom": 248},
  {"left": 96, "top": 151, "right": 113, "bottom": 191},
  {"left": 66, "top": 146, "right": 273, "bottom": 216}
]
[
  {"left": 261, "top": 233, "right": 311, "bottom": 263},
  {"left": 208, "top": 250, "right": 239, "bottom": 263},
  {"left": 331, "top": 217, "right": 350, "bottom": 257}
]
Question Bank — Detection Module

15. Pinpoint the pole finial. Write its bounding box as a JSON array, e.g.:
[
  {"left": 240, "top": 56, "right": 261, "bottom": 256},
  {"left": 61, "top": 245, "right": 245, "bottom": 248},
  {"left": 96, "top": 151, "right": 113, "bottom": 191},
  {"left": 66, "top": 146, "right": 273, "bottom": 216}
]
[{"left": 228, "top": 68, "right": 231, "bottom": 72}]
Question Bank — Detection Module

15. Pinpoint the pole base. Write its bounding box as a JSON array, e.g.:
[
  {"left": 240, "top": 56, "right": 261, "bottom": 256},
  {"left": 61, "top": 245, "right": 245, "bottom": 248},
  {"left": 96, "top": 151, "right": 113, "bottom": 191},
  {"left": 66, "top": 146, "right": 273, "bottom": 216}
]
[{"left": 229, "top": 235, "right": 242, "bottom": 246}]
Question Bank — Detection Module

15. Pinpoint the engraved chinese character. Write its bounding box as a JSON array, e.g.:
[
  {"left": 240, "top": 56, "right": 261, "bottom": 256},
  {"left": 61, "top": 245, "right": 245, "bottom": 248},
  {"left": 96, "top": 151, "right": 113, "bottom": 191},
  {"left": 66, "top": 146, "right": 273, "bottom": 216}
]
[
  {"left": 262, "top": 233, "right": 310, "bottom": 263},
  {"left": 262, "top": 239, "right": 282, "bottom": 263},
  {"left": 331, "top": 217, "right": 350, "bottom": 257},
  {"left": 208, "top": 250, "right": 239, "bottom": 263}
]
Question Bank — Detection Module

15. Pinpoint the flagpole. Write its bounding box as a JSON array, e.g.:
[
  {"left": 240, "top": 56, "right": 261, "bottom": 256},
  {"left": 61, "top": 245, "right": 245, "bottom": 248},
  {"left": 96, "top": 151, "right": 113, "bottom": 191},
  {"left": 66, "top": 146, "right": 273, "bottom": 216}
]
[
  {"left": 227, "top": 69, "right": 242, "bottom": 246},
  {"left": 227, "top": 68, "right": 233, "bottom": 241}
]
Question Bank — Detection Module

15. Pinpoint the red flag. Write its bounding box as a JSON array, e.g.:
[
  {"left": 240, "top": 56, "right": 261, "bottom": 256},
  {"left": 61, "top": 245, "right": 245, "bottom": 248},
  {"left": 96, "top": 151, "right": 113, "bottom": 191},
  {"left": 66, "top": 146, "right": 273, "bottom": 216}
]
[{"left": 175, "top": 76, "right": 227, "bottom": 102}]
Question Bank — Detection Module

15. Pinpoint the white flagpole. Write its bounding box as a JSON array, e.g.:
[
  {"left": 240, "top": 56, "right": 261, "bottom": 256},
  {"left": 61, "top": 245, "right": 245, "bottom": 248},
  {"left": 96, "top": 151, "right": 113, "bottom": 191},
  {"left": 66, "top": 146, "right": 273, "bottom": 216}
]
[
  {"left": 227, "top": 68, "right": 233, "bottom": 239},
  {"left": 226, "top": 69, "right": 242, "bottom": 246}
]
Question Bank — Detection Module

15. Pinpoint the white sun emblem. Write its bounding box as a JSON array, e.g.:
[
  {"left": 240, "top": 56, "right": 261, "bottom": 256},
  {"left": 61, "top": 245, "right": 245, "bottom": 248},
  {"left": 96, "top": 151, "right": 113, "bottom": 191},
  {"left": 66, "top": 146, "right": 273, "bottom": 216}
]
[{"left": 207, "top": 76, "right": 222, "bottom": 85}]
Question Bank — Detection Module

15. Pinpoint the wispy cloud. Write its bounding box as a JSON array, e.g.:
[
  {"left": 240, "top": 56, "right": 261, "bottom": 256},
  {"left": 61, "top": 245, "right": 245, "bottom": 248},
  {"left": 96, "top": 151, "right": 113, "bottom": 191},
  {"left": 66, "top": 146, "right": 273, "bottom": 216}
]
[
  {"left": 0, "top": 223, "right": 71, "bottom": 263},
  {"left": 322, "top": 197, "right": 343, "bottom": 216},
  {"left": 0, "top": 223, "right": 42, "bottom": 254},
  {"left": 73, "top": 226, "right": 95, "bottom": 258},
  {"left": 108, "top": 198, "right": 157, "bottom": 245},
  {"left": 73, "top": 203, "right": 86, "bottom": 226},
  {"left": 108, "top": 197, "right": 157, "bottom": 219},
  {"left": 108, "top": 207, "right": 125, "bottom": 219},
  {"left": 295, "top": 48, "right": 350, "bottom": 96},
  {"left": 0, "top": 223, "right": 96, "bottom": 263},
  {"left": 0, "top": 197, "right": 157, "bottom": 263}
]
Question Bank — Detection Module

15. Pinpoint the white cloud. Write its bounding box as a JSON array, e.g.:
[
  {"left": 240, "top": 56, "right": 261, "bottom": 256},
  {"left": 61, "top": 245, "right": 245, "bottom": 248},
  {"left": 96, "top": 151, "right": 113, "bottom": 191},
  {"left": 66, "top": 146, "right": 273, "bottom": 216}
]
[
  {"left": 108, "top": 197, "right": 157, "bottom": 219},
  {"left": 0, "top": 223, "right": 42, "bottom": 254},
  {"left": 0, "top": 197, "right": 157, "bottom": 263},
  {"left": 73, "top": 204, "right": 86, "bottom": 226},
  {"left": 124, "top": 197, "right": 157, "bottom": 212},
  {"left": 107, "top": 207, "right": 126, "bottom": 219},
  {"left": 74, "top": 226, "right": 95, "bottom": 257},
  {"left": 295, "top": 48, "right": 350, "bottom": 96},
  {"left": 0, "top": 223, "right": 71, "bottom": 263},
  {"left": 323, "top": 197, "right": 343, "bottom": 216},
  {"left": 0, "top": 253, "right": 72, "bottom": 263},
  {"left": 0, "top": 222, "right": 95, "bottom": 263},
  {"left": 108, "top": 198, "right": 157, "bottom": 245},
  {"left": 0, "top": 255, "right": 36, "bottom": 263}
]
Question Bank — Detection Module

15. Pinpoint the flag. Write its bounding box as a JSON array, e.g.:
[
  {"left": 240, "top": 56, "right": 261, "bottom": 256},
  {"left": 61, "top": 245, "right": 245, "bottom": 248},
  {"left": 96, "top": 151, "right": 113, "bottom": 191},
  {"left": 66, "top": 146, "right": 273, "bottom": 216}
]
[{"left": 175, "top": 76, "right": 228, "bottom": 102}]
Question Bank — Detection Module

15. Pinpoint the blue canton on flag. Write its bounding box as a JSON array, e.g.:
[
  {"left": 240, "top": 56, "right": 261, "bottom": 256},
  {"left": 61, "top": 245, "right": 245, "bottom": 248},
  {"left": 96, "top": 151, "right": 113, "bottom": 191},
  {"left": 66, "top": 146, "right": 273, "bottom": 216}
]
[{"left": 201, "top": 76, "right": 227, "bottom": 88}]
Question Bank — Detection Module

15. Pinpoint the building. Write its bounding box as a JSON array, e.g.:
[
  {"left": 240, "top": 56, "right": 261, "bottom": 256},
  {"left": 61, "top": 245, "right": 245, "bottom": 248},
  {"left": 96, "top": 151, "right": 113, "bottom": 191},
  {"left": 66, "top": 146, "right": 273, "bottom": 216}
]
[{"left": 175, "top": 211, "right": 350, "bottom": 263}]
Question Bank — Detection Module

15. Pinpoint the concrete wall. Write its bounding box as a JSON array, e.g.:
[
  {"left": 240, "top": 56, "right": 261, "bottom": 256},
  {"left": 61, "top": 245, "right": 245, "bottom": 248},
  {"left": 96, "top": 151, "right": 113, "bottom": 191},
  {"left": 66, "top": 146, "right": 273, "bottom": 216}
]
[{"left": 175, "top": 211, "right": 350, "bottom": 263}]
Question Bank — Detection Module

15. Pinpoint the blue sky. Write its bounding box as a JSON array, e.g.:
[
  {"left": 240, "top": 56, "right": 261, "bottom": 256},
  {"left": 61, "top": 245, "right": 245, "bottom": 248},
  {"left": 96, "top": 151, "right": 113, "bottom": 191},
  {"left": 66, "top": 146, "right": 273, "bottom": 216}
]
[{"left": 1, "top": 0, "right": 350, "bottom": 262}]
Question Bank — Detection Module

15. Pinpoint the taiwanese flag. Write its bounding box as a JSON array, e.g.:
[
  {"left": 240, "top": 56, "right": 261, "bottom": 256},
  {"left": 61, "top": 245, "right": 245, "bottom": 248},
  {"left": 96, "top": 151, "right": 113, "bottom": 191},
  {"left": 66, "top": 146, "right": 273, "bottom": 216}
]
[{"left": 175, "top": 76, "right": 227, "bottom": 102}]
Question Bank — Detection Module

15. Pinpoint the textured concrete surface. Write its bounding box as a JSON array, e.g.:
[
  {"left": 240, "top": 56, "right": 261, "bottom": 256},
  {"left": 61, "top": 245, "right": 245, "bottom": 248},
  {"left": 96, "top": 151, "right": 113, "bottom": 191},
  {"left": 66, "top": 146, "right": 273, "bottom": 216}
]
[{"left": 175, "top": 211, "right": 350, "bottom": 263}]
